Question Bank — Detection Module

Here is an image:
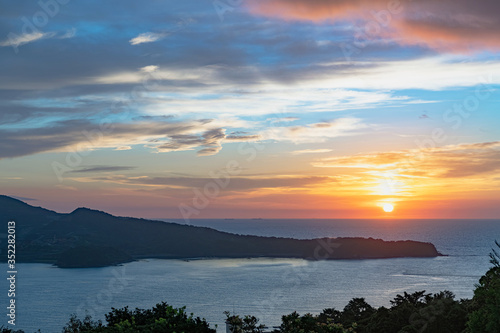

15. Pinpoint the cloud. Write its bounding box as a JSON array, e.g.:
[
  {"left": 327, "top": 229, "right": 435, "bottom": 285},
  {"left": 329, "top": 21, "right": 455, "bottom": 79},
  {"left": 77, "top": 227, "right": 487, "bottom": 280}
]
[
  {"left": 72, "top": 166, "right": 136, "bottom": 173},
  {"left": 314, "top": 141, "right": 500, "bottom": 179},
  {"left": 0, "top": 119, "right": 204, "bottom": 159},
  {"left": 195, "top": 128, "right": 226, "bottom": 156},
  {"left": 0, "top": 112, "right": 263, "bottom": 159},
  {"left": 140, "top": 65, "right": 159, "bottom": 73},
  {"left": 129, "top": 32, "right": 166, "bottom": 45},
  {"left": 268, "top": 117, "right": 300, "bottom": 124},
  {"left": 86, "top": 57, "right": 498, "bottom": 109},
  {"left": 157, "top": 128, "right": 224, "bottom": 155},
  {"left": 58, "top": 28, "right": 77, "bottom": 39},
  {"left": 91, "top": 175, "right": 331, "bottom": 192},
  {"left": 226, "top": 134, "right": 261, "bottom": 141},
  {"left": 0, "top": 31, "right": 52, "bottom": 48},
  {"left": 115, "top": 146, "right": 132, "bottom": 151},
  {"left": 156, "top": 128, "right": 262, "bottom": 156},
  {"left": 246, "top": 0, "right": 500, "bottom": 51},
  {"left": 262, "top": 118, "right": 367, "bottom": 143},
  {"left": 280, "top": 117, "right": 300, "bottom": 122},
  {"left": 291, "top": 149, "right": 333, "bottom": 154},
  {"left": 247, "top": 0, "right": 379, "bottom": 21},
  {"left": 128, "top": 16, "right": 194, "bottom": 46},
  {"left": 314, "top": 57, "right": 499, "bottom": 91},
  {"left": 307, "top": 141, "right": 500, "bottom": 198},
  {"left": 0, "top": 29, "right": 73, "bottom": 50}
]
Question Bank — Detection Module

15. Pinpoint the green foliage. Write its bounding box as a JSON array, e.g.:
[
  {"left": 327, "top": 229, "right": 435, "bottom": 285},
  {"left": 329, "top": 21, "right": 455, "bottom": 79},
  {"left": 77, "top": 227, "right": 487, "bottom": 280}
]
[
  {"left": 274, "top": 311, "right": 356, "bottom": 333},
  {"left": 488, "top": 240, "right": 500, "bottom": 268},
  {"left": 224, "top": 312, "right": 267, "bottom": 333},
  {"left": 317, "top": 308, "right": 342, "bottom": 324},
  {"left": 63, "top": 314, "right": 104, "bottom": 332},
  {"left": 63, "top": 302, "right": 215, "bottom": 333},
  {"left": 466, "top": 241, "right": 500, "bottom": 332},
  {"left": 361, "top": 290, "right": 469, "bottom": 333},
  {"left": 339, "top": 298, "right": 375, "bottom": 327}
]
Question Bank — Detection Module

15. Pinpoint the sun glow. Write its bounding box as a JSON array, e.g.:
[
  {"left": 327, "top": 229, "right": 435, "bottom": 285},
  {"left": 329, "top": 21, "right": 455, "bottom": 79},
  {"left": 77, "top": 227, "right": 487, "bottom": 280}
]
[{"left": 383, "top": 203, "right": 394, "bottom": 213}]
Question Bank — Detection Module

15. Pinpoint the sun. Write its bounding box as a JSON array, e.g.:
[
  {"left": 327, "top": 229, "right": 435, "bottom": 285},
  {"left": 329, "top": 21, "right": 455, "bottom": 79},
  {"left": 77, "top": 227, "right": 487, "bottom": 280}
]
[{"left": 383, "top": 203, "right": 394, "bottom": 213}]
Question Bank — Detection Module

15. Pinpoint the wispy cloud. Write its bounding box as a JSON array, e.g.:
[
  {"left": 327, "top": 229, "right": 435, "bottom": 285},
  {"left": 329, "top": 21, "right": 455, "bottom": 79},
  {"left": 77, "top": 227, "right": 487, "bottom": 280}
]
[
  {"left": 268, "top": 117, "right": 300, "bottom": 124},
  {"left": 314, "top": 141, "right": 500, "bottom": 179},
  {"left": 129, "top": 32, "right": 166, "bottom": 45},
  {"left": 262, "top": 118, "right": 367, "bottom": 143},
  {"left": 0, "top": 113, "right": 262, "bottom": 159},
  {"left": 158, "top": 128, "right": 260, "bottom": 156},
  {"left": 71, "top": 166, "right": 136, "bottom": 173},
  {"left": 90, "top": 174, "right": 331, "bottom": 192},
  {"left": 158, "top": 128, "right": 226, "bottom": 156},
  {"left": 226, "top": 134, "right": 261, "bottom": 141},
  {"left": 140, "top": 65, "right": 159, "bottom": 73},
  {"left": 305, "top": 141, "right": 500, "bottom": 200},
  {"left": 115, "top": 146, "right": 132, "bottom": 151},
  {"left": 0, "top": 31, "right": 52, "bottom": 48},
  {"left": 58, "top": 28, "right": 77, "bottom": 39},
  {"left": 0, "top": 119, "right": 199, "bottom": 159}
]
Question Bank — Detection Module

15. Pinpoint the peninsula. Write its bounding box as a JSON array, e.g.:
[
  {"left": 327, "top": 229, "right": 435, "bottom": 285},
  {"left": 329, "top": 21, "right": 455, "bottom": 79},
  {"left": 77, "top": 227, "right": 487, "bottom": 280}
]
[{"left": 0, "top": 195, "right": 441, "bottom": 268}]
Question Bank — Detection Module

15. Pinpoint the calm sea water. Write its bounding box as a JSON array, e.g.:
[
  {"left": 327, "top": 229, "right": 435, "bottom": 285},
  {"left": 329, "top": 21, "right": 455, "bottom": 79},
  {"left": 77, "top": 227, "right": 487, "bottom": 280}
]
[{"left": 2, "top": 219, "right": 499, "bottom": 332}]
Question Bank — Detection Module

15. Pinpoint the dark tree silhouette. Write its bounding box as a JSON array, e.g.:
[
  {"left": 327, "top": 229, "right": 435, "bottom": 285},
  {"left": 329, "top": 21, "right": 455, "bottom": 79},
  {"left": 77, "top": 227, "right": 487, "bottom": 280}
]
[
  {"left": 466, "top": 240, "right": 500, "bottom": 332},
  {"left": 62, "top": 302, "right": 215, "bottom": 333},
  {"left": 224, "top": 312, "right": 266, "bottom": 333}
]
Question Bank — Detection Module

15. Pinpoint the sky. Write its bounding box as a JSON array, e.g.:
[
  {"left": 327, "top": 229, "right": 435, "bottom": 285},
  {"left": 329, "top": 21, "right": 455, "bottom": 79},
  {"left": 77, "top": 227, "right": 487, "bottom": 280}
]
[{"left": 0, "top": 0, "right": 499, "bottom": 219}]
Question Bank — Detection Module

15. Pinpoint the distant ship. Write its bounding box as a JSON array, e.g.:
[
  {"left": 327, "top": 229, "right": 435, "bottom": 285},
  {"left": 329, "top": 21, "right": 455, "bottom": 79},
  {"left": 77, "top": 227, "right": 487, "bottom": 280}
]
[{"left": 252, "top": 217, "right": 263, "bottom": 220}]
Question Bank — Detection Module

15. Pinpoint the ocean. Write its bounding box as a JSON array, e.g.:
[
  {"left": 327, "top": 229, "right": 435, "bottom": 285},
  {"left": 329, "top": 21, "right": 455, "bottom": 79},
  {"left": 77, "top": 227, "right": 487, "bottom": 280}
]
[{"left": 2, "top": 219, "right": 499, "bottom": 332}]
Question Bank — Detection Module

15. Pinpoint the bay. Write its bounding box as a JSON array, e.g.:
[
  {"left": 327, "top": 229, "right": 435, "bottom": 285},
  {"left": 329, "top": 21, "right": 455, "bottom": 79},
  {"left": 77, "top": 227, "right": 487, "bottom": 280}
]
[{"left": 2, "top": 219, "right": 499, "bottom": 332}]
